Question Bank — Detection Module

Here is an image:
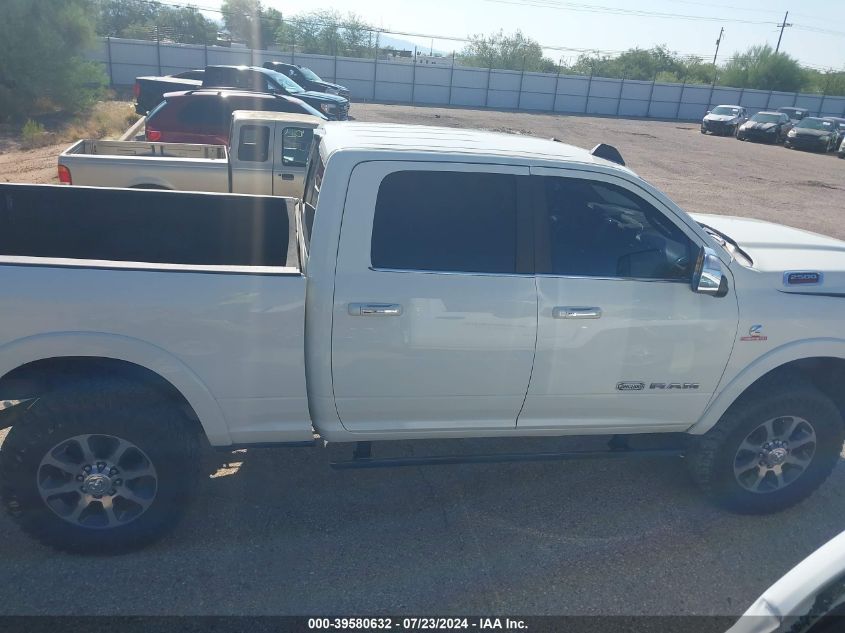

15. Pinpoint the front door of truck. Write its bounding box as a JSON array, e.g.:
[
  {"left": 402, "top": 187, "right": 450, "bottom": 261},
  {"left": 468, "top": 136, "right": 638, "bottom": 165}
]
[
  {"left": 331, "top": 162, "right": 537, "bottom": 433},
  {"left": 518, "top": 167, "right": 738, "bottom": 432},
  {"left": 272, "top": 125, "right": 313, "bottom": 197}
]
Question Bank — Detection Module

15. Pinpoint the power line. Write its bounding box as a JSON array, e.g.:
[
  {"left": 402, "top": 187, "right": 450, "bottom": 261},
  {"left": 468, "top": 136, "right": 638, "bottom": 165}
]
[
  {"left": 128, "top": 0, "right": 845, "bottom": 70},
  {"left": 482, "top": 0, "right": 780, "bottom": 26}
]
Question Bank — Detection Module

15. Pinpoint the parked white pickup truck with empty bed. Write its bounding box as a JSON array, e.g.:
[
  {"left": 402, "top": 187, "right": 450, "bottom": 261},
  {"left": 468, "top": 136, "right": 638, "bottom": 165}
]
[
  {"left": 57, "top": 112, "right": 322, "bottom": 198},
  {"left": 2, "top": 123, "right": 845, "bottom": 553}
]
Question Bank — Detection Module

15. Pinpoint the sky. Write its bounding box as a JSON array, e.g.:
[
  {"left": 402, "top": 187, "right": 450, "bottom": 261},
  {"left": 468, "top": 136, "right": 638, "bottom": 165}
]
[{"left": 192, "top": 0, "right": 844, "bottom": 70}]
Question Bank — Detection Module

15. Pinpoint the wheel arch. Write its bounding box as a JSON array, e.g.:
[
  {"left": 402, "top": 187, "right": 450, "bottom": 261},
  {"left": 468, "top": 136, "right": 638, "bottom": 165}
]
[
  {"left": 0, "top": 332, "right": 231, "bottom": 445},
  {"left": 689, "top": 339, "right": 845, "bottom": 435}
]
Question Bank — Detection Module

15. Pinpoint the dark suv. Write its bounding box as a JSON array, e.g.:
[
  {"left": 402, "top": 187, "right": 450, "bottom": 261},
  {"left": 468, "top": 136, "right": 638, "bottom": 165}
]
[
  {"left": 144, "top": 89, "right": 326, "bottom": 145},
  {"left": 262, "top": 62, "right": 351, "bottom": 99},
  {"left": 203, "top": 65, "right": 350, "bottom": 120}
]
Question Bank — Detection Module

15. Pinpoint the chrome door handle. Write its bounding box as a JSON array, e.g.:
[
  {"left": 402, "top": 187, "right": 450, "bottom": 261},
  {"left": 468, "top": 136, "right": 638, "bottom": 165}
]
[
  {"left": 553, "top": 306, "right": 602, "bottom": 319},
  {"left": 348, "top": 303, "right": 403, "bottom": 317}
]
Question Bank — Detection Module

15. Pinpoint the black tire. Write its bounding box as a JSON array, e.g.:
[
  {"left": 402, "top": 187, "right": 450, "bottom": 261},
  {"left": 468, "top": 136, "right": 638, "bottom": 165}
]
[
  {"left": 686, "top": 381, "right": 843, "bottom": 514},
  {"left": 0, "top": 380, "right": 200, "bottom": 553}
]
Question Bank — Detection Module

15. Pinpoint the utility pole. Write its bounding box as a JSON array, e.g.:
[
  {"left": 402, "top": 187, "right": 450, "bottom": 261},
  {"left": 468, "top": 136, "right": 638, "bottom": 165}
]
[
  {"left": 712, "top": 27, "right": 724, "bottom": 66},
  {"left": 775, "top": 11, "right": 792, "bottom": 54}
]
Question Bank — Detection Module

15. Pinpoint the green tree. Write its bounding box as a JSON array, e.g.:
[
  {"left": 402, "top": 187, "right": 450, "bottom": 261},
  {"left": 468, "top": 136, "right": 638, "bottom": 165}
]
[
  {"left": 802, "top": 68, "right": 845, "bottom": 97},
  {"left": 719, "top": 44, "right": 804, "bottom": 91},
  {"left": 275, "top": 11, "right": 374, "bottom": 57},
  {"left": 0, "top": 0, "right": 106, "bottom": 122},
  {"left": 93, "top": 0, "right": 158, "bottom": 37},
  {"left": 221, "top": 0, "right": 278, "bottom": 49},
  {"left": 459, "top": 30, "right": 557, "bottom": 72},
  {"left": 122, "top": 6, "right": 217, "bottom": 44},
  {"left": 567, "top": 46, "right": 713, "bottom": 82}
]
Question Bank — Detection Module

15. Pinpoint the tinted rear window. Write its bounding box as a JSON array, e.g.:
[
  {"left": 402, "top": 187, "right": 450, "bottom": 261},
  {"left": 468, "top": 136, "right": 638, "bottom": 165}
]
[{"left": 371, "top": 171, "right": 519, "bottom": 274}]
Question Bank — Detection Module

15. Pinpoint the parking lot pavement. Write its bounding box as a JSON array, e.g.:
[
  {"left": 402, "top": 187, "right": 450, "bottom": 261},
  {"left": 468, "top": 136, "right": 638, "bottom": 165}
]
[
  {"left": 1, "top": 433, "right": 844, "bottom": 616},
  {"left": 1, "top": 104, "right": 844, "bottom": 616}
]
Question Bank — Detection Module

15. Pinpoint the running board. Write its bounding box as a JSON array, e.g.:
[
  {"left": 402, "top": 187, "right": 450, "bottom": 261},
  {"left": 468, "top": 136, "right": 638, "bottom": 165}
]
[{"left": 330, "top": 442, "right": 683, "bottom": 470}]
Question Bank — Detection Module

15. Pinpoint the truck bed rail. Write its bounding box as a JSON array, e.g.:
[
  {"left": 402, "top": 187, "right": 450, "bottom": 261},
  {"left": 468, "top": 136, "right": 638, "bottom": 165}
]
[{"left": 70, "top": 140, "right": 227, "bottom": 160}]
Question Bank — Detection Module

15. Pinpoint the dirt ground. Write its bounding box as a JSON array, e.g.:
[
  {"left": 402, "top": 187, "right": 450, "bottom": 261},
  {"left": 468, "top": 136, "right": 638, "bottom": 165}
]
[
  {"left": 2, "top": 101, "right": 842, "bottom": 240},
  {"left": 0, "top": 100, "right": 137, "bottom": 188}
]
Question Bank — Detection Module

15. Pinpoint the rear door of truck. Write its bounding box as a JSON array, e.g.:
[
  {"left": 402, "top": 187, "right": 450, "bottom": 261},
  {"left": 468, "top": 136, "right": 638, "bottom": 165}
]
[{"left": 330, "top": 162, "right": 538, "bottom": 433}]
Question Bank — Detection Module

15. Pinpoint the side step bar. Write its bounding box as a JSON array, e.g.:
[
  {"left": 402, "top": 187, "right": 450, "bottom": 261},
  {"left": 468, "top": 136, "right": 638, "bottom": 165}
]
[{"left": 330, "top": 438, "right": 684, "bottom": 470}]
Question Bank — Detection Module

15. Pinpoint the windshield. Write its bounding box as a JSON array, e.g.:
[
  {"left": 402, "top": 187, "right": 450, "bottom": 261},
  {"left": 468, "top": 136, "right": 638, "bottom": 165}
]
[
  {"left": 751, "top": 113, "right": 780, "bottom": 123},
  {"left": 268, "top": 70, "right": 305, "bottom": 94},
  {"left": 711, "top": 106, "right": 740, "bottom": 115},
  {"left": 299, "top": 66, "right": 322, "bottom": 82},
  {"left": 797, "top": 118, "right": 833, "bottom": 131}
]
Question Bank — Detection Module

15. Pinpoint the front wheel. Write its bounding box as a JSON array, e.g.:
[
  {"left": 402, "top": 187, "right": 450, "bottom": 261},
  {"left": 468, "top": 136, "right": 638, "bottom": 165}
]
[
  {"left": 686, "top": 383, "right": 843, "bottom": 514},
  {"left": 0, "top": 381, "right": 201, "bottom": 553}
]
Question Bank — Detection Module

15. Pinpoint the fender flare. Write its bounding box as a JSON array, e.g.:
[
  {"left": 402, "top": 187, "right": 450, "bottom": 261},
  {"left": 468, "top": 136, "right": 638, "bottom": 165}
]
[
  {"left": 689, "top": 338, "right": 845, "bottom": 435},
  {"left": 0, "top": 331, "right": 231, "bottom": 446}
]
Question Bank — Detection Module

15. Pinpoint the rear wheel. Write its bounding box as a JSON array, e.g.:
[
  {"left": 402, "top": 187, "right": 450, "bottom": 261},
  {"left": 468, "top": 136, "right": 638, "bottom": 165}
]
[
  {"left": 687, "top": 383, "right": 843, "bottom": 514},
  {"left": 1, "top": 380, "right": 200, "bottom": 553}
]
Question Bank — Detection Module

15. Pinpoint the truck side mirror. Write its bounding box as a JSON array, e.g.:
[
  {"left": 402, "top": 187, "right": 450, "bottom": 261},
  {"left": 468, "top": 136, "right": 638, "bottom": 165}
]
[{"left": 692, "top": 246, "right": 728, "bottom": 297}]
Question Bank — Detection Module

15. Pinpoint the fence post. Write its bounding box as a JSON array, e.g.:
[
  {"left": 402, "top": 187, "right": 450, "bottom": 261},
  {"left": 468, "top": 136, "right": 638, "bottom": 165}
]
[
  {"left": 517, "top": 55, "right": 526, "bottom": 111},
  {"left": 204, "top": 42, "right": 208, "bottom": 67},
  {"left": 675, "top": 80, "right": 686, "bottom": 120},
  {"left": 585, "top": 68, "right": 594, "bottom": 114},
  {"left": 292, "top": 32, "right": 296, "bottom": 64},
  {"left": 155, "top": 27, "right": 162, "bottom": 75},
  {"left": 447, "top": 51, "right": 457, "bottom": 106},
  {"left": 552, "top": 57, "right": 562, "bottom": 113},
  {"left": 411, "top": 47, "right": 417, "bottom": 105},
  {"left": 372, "top": 33, "right": 379, "bottom": 102},
  {"left": 615, "top": 73, "right": 625, "bottom": 116},
  {"left": 106, "top": 36, "right": 114, "bottom": 87},
  {"left": 485, "top": 63, "right": 492, "bottom": 108},
  {"left": 333, "top": 41, "right": 338, "bottom": 84},
  {"left": 818, "top": 76, "right": 830, "bottom": 116},
  {"left": 645, "top": 71, "right": 657, "bottom": 118}
]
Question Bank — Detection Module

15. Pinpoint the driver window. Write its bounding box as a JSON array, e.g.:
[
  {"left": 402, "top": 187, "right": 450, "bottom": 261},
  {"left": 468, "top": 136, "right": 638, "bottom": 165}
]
[
  {"left": 539, "top": 176, "right": 693, "bottom": 281},
  {"left": 281, "top": 127, "right": 313, "bottom": 167}
]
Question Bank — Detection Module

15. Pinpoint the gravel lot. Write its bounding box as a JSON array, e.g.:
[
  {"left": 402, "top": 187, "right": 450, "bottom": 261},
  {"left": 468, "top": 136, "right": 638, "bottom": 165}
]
[{"left": 0, "top": 103, "right": 844, "bottom": 618}]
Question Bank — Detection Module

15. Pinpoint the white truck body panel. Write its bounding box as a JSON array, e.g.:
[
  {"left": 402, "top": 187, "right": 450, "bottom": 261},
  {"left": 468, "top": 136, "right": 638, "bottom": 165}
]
[
  {"left": 0, "top": 258, "right": 311, "bottom": 446},
  {"left": 728, "top": 530, "right": 845, "bottom": 633}
]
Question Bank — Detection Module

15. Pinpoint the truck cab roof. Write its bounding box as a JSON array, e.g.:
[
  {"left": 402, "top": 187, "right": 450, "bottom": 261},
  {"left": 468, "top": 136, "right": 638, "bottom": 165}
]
[
  {"left": 318, "top": 122, "right": 635, "bottom": 174},
  {"left": 230, "top": 111, "right": 324, "bottom": 127}
]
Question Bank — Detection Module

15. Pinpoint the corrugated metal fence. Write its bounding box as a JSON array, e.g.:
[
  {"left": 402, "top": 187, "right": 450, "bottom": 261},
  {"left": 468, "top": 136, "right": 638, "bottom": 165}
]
[{"left": 89, "top": 37, "right": 845, "bottom": 121}]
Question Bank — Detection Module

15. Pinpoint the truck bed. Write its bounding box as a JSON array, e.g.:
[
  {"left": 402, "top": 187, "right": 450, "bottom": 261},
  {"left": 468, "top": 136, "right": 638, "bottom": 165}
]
[
  {"left": 0, "top": 184, "right": 309, "bottom": 445},
  {"left": 59, "top": 140, "right": 230, "bottom": 192}
]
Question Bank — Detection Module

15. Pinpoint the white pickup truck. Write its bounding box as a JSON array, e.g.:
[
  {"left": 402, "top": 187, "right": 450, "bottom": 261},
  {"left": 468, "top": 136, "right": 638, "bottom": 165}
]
[
  {"left": 2, "top": 123, "right": 845, "bottom": 553},
  {"left": 57, "top": 111, "right": 323, "bottom": 198}
]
